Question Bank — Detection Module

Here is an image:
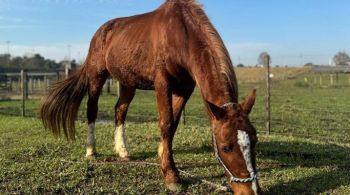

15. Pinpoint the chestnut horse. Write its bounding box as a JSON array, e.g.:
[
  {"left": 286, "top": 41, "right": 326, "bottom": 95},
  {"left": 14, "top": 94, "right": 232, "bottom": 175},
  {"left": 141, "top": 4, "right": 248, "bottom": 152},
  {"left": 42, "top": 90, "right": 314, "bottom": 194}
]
[{"left": 40, "top": 0, "right": 260, "bottom": 194}]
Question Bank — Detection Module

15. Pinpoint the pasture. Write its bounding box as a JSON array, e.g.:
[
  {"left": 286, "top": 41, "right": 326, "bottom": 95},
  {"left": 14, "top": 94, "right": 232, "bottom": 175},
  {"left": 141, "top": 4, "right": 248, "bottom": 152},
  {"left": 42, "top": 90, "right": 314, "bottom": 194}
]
[{"left": 1, "top": 68, "right": 350, "bottom": 194}]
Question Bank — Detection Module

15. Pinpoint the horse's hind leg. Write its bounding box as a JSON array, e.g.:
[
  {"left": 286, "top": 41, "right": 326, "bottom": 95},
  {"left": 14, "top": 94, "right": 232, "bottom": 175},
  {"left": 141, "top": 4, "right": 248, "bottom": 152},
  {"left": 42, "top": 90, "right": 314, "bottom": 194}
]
[
  {"left": 86, "top": 71, "right": 108, "bottom": 159},
  {"left": 114, "top": 84, "right": 135, "bottom": 160}
]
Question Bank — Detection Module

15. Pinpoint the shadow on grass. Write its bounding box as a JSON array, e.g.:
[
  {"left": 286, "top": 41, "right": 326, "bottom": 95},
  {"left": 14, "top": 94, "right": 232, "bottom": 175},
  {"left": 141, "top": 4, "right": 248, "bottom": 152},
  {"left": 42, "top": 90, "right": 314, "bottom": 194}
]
[{"left": 258, "top": 140, "right": 350, "bottom": 194}]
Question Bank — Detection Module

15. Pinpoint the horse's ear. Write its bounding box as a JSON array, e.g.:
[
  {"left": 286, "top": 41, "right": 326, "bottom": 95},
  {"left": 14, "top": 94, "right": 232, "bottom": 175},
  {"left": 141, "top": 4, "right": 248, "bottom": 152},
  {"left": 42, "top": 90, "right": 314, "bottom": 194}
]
[
  {"left": 207, "top": 101, "right": 226, "bottom": 119},
  {"left": 240, "top": 89, "right": 256, "bottom": 115}
]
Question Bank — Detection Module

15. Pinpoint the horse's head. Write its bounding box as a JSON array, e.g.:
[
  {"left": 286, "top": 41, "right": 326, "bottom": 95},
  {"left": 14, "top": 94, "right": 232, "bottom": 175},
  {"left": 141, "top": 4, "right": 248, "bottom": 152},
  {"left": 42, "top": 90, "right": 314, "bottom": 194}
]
[{"left": 211, "top": 89, "right": 260, "bottom": 194}]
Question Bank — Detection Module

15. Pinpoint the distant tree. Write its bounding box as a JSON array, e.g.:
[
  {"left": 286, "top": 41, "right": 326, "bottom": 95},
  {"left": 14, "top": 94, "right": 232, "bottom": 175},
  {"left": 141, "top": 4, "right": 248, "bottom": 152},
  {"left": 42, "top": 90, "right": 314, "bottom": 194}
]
[
  {"left": 304, "top": 62, "right": 314, "bottom": 67},
  {"left": 237, "top": 64, "right": 245, "bottom": 67},
  {"left": 0, "top": 53, "right": 67, "bottom": 72},
  {"left": 333, "top": 51, "right": 350, "bottom": 66},
  {"left": 258, "top": 52, "right": 271, "bottom": 67}
]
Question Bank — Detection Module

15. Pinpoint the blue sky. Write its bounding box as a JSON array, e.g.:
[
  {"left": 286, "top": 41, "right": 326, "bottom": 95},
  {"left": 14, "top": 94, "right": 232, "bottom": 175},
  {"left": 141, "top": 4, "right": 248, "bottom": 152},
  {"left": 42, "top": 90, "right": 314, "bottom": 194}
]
[{"left": 0, "top": 0, "right": 349, "bottom": 66}]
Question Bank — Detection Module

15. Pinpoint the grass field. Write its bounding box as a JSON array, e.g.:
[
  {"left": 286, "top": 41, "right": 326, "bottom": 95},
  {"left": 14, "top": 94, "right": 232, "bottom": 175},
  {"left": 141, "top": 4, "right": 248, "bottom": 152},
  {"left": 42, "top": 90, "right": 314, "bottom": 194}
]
[{"left": 1, "top": 68, "right": 350, "bottom": 194}]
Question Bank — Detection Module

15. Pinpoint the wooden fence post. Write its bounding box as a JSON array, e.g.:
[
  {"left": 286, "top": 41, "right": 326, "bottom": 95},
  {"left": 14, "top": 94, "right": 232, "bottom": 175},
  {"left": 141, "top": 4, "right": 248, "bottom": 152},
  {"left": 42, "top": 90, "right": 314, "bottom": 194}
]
[
  {"left": 65, "top": 63, "right": 70, "bottom": 79},
  {"left": 21, "top": 70, "right": 26, "bottom": 117},
  {"left": 330, "top": 74, "right": 334, "bottom": 86},
  {"left": 9, "top": 78, "right": 13, "bottom": 92},
  {"left": 259, "top": 52, "right": 271, "bottom": 135},
  {"left": 266, "top": 57, "right": 271, "bottom": 135},
  {"left": 25, "top": 75, "right": 29, "bottom": 99},
  {"left": 44, "top": 75, "right": 47, "bottom": 93}
]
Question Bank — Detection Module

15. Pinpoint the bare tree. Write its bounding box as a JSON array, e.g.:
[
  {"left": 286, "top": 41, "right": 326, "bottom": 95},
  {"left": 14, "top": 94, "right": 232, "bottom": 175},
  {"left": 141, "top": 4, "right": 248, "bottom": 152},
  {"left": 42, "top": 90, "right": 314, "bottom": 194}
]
[{"left": 333, "top": 51, "right": 350, "bottom": 66}]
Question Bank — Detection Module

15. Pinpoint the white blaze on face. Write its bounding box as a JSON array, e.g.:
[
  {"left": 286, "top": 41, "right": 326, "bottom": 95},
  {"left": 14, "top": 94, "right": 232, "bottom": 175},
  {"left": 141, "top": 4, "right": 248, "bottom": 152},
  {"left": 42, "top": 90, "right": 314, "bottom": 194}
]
[
  {"left": 237, "top": 130, "right": 258, "bottom": 195},
  {"left": 114, "top": 124, "right": 129, "bottom": 158},
  {"left": 86, "top": 123, "right": 96, "bottom": 157}
]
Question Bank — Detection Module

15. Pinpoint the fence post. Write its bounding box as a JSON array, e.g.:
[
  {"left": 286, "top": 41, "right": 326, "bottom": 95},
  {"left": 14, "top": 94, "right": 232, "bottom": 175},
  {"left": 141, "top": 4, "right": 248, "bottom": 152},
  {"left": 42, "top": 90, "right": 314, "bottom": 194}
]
[
  {"left": 266, "top": 57, "right": 271, "bottom": 135},
  {"left": 65, "top": 63, "right": 70, "bottom": 79},
  {"left": 25, "top": 74, "right": 29, "bottom": 99},
  {"left": 330, "top": 74, "right": 334, "bottom": 86},
  {"left": 258, "top": 52, "right": 271, "bottom": 135},
  {"left": 44, "top": 75, "right": 47, "bottom": 93},
  {"left": 21, "top": 70, "right": 26, "bottom": 117},
  {"left": 9, "top": 78, "right": 13, "bottom": 92}
]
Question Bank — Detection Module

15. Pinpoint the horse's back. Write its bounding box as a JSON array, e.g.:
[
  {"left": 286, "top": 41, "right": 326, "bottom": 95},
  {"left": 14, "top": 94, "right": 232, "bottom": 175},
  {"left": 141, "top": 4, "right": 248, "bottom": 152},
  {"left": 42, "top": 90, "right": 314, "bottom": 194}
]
[
  {"left": 85, "top": 2, "right": 190, "bottom": 90},
  {"left": 105, "top": 12, "right": 160, "bottom": 89}
]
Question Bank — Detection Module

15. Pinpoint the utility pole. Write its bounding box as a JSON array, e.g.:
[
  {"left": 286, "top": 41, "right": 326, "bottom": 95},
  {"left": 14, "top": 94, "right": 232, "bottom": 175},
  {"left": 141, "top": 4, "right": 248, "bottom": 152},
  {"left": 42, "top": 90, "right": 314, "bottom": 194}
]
[
  {"left": 300, "top": 53, "right": 303, "bottom": 66},
  {"left": 65, "top": 44, "right": 72, "bottom": 79},
  {"left": 6, "top": 41, "right": 10, "bottom": 55},
  {"left": 67, "top": 44, "right": 71, "bottom": 61},
  {"left": 6, "top": 41, "right": 11, "bottom": 66}
]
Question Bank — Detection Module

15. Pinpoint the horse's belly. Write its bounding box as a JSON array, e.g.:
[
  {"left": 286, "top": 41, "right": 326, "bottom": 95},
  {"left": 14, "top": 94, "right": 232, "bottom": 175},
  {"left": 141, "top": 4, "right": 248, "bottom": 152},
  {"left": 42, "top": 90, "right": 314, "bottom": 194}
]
[{"left": 108, "top": 65, "right": 155, "bottom": 90}]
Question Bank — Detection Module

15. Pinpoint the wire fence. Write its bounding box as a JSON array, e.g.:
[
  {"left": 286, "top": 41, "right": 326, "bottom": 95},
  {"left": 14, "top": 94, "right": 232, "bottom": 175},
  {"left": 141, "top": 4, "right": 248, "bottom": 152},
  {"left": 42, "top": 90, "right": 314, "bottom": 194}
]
[{"left": 0, "top": 69, "right": 349, "bottom": 142}]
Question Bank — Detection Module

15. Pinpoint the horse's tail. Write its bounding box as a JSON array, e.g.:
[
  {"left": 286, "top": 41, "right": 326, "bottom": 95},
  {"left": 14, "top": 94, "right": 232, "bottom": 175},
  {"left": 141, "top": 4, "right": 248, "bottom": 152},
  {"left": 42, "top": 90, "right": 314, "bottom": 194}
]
[{"left": 40, "top": 66, "right": 89, "bottom": 140}]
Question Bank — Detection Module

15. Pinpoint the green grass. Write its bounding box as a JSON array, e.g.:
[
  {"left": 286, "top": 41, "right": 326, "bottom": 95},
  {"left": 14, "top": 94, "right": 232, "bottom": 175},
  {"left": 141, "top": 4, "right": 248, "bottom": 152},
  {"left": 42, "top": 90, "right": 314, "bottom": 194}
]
[{"left": 1, "top": 71, "right": 350, "bottom": 194}]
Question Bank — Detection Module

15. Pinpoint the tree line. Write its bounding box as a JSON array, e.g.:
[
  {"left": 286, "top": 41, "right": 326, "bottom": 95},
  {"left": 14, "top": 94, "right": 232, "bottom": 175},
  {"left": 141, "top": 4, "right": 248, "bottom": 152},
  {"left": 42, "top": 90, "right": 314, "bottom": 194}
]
[{"left": 0, "top": 54, "right": 79, "bottom": 73}]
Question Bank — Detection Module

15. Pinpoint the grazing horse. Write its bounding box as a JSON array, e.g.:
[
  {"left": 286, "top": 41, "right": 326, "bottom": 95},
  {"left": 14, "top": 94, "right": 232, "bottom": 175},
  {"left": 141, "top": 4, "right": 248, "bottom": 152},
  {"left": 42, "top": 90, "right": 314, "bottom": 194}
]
[{"left": 40, "top": 0, "right": 260, "bottom": 194}]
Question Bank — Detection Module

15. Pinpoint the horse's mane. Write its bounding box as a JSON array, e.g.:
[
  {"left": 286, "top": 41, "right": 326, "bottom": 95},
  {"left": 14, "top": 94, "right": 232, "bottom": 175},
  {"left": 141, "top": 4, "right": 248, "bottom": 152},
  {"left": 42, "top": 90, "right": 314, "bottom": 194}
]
[{"left": 167, "top": 0, "right": 238, "bottom": 100}]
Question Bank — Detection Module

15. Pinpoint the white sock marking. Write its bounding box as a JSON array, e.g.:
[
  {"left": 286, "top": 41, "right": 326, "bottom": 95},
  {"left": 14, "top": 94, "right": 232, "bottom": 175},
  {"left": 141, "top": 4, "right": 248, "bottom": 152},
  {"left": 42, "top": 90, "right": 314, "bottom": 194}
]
[
  {"left": 114, "top": 124, "right": 129, "bottom": 158},
  {"left": 158, "top": 142, "right": 163, "bottom": 158},
  {"left": 237, "top": 130, "right": 258, "bottom": 195},
  {"left": 86, "top": 123, "right": 96, "bottom": 157}
]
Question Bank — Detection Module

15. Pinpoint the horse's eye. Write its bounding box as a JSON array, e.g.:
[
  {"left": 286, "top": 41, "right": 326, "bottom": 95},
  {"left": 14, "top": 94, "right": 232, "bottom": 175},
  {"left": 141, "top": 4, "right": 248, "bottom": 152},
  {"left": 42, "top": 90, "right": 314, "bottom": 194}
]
[{"left": 222, "top": 145, "right": 232, "bottom": 153}]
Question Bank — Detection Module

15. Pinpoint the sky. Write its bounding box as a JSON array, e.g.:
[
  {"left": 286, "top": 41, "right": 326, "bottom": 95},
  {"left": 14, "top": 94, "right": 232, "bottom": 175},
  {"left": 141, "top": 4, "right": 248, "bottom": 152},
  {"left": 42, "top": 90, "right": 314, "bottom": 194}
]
[{"left": 0, "top": 0, "right": 349, "bottom": 66}]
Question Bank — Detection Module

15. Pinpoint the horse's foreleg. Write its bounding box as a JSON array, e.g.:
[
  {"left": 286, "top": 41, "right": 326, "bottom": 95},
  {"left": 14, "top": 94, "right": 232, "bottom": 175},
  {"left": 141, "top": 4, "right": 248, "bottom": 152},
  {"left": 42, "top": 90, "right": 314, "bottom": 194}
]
[
  {"left": 86, "top": 73, "right": 108, "bottom": 159},
  {"left": 158, "top": 89, "right": 194, "bottom": 158},
  {"left": 155, "top": 73, "right": 182, "bottom": 191},
  {"left": 114, "top": 84, "right": 135, "bottom": 161}
]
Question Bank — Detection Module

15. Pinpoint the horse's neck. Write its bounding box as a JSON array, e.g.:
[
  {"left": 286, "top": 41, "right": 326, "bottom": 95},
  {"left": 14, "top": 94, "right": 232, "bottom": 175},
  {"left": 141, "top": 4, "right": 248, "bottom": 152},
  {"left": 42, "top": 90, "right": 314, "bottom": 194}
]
[{"left": 191, "top": 62, "right": 236, "bottom": 109}]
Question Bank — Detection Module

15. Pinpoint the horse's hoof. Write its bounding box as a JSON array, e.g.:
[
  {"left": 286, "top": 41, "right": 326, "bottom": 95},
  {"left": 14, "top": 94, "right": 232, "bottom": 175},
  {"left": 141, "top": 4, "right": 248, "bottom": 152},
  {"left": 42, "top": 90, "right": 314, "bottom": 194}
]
[
  {"left": 85, "top": 154, "right": 96, "bottom": 161},
  {"left": 120, "top": 156, "right": 131, "bottom": 162},
  {"left": 166, "top": 183, "right": 182, "bottom": 192}
]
